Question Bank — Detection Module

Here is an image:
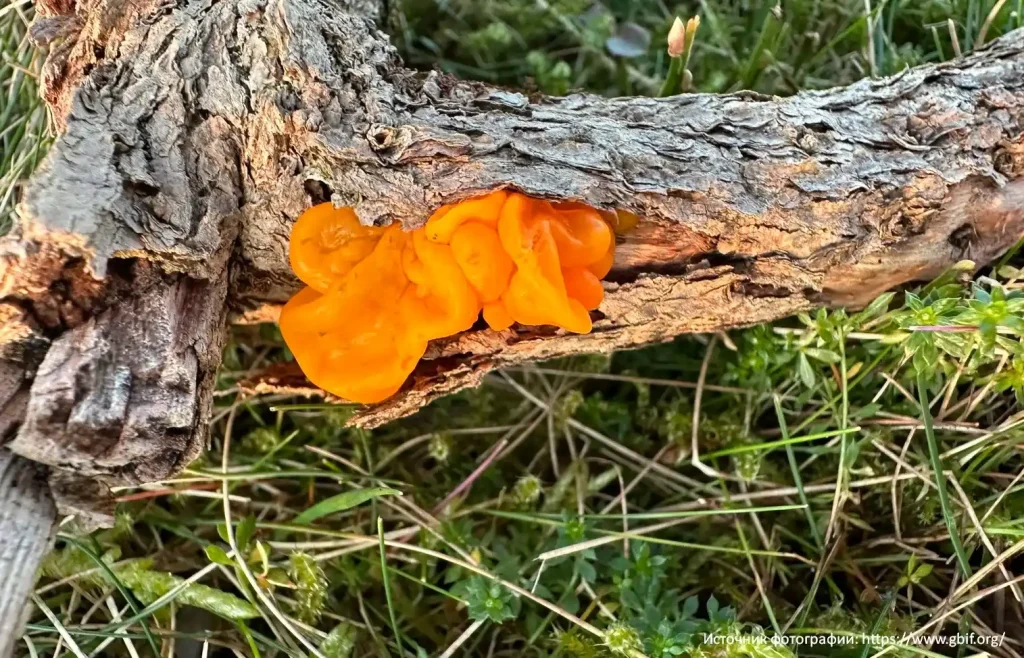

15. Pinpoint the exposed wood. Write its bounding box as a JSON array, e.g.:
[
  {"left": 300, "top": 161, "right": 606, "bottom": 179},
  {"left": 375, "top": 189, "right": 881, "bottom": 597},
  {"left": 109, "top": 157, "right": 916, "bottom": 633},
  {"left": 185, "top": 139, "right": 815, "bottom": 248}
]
[
  {"left": 7, "top": 260, "right": 232, "bottom": 483},
  {"left": 0, "top": 0, "right": 1022, "bottom": 488},
  {"left": 0, "top": 450, "right": 55, "bottom": 656}
]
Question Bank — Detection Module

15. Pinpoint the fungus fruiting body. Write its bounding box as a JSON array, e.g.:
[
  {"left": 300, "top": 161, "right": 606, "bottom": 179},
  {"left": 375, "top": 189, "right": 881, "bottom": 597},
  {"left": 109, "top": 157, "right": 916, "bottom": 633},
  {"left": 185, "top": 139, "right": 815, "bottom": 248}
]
[{"left": 281, "top": 191, "right": 616, "bottom": 403}]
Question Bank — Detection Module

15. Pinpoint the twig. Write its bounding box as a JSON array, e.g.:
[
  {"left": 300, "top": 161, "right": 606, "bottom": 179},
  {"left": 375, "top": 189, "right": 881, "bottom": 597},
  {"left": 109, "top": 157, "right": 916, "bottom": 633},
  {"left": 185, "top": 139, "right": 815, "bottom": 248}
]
[
  {"left": 433, "top": 438, "right": 509, "bottom": 515},
  {"left": 691, "top": 336, "right": 723, "bottom": 478},
  {"left": 29, "top": 595, "right": 89, "bottom": 658},
  {"left": 439, "top": 620, "right": 486, "bottom": 658}
]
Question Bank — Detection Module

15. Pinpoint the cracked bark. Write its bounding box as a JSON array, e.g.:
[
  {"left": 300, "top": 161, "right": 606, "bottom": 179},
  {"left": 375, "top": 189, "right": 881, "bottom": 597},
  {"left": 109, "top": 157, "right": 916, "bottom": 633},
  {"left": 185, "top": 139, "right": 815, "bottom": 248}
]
[{"left": 1, "top": 0, "right": 1023, "bottom": 514}]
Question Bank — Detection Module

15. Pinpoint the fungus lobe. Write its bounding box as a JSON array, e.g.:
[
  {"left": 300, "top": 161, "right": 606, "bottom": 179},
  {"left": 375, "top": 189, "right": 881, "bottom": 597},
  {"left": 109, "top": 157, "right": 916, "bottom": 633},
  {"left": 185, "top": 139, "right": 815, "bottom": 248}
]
[{"left": 281, "top": 191, "right": 616, "bottom": 403}]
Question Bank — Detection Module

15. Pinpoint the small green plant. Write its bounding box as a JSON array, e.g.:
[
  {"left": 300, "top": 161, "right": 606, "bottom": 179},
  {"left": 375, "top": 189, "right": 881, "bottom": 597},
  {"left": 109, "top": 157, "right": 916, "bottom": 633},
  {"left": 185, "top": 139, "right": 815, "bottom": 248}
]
[
  {"left": 660, "top": 15, "right": 699, "bottom": 96},
  {"left": 320, "top": 622, "right": 359, "bottom": 658},
  {"left": 290, "top": 552, "right": 328, "bottom": 623},
  {"left": 896, "top": 554, "right": 934, "bottom": 589},
  {"left": 457, "top": 576, "right": 521, "bottom": 623},
  {"left": 603, "top": 622, "right": 644, "bottom": 656}
]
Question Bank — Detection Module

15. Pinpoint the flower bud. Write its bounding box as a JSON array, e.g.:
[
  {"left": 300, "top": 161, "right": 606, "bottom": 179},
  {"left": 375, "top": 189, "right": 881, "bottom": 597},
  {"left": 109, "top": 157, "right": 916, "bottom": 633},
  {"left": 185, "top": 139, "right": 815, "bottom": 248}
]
[
  {"left": 686, "top": 15, "right": 700, "bottom": 44},
  {"left": 667, "top": 16, "right": 686, "bottom": 57}
]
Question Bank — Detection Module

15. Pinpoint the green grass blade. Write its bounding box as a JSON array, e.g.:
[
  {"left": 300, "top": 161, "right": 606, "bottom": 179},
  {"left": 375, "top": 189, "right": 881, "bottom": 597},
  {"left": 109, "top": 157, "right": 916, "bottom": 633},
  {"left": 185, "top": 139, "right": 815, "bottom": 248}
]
[
  {"left": 702, "top": 426, "right": 860, "bottom": 459},
  {"left": 378, "top": 517, "right": 405, "bottom": 657},
  {"left": 56, "top": 536, "right": 161, "bottom": 656},
  {"left": 774, "top": 395, "right": 823, "bottom": 551},
  {"left": 294, "top": 487, "right": 402, "bottom": 525},
  {"left": 917, "top": 371, "right": 973, "bottom": 578}
]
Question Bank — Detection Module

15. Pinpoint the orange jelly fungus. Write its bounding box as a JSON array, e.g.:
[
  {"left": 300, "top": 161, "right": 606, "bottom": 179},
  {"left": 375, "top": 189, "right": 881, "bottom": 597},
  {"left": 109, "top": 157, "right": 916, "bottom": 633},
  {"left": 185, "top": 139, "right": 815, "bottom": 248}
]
[{"left": 280, "top": 191, "right": 616, "bottom": 403}]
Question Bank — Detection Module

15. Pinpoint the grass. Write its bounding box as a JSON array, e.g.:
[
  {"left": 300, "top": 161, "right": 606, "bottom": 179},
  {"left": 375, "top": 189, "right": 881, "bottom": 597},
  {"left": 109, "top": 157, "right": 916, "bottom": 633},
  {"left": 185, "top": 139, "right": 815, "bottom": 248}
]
[
  {"left": 8, "top": 0, "right": 1024, "bottom": 657},
  {"left": 0, "top": 0, "right": 49, "bottom": 235},
  {"left": 394, "top": 0, "right": 1022, "bottom": 96}
]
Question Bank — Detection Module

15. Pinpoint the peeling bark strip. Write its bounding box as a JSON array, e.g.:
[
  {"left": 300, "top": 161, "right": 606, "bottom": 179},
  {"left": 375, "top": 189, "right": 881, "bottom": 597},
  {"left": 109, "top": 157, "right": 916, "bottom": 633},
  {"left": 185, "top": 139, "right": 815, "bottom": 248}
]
[
  {"left": 0, "top": 0, "right": 1022, "bottom": 478},
  {"left": 0, "top": 450, "right": 55, "bottom": 656}
]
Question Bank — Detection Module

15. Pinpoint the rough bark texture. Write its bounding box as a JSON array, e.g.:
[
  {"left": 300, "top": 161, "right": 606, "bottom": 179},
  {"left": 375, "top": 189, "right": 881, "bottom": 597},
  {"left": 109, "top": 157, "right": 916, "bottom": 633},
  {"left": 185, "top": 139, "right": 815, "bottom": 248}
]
[
  {"left": 3, "top": 0, "right": 1024, "bottom": 485},
  {"left": 0, "top": 450, "right": 56, "bottom": 657}
]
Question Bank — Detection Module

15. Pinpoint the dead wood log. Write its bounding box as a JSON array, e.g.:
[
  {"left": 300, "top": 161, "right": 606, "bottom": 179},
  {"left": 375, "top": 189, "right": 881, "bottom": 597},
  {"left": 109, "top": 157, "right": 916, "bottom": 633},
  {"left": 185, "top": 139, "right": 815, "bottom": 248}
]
[
  {"left": 2, "top": 0, "right": 1024, "bottom": 496},
  {"left": 1, "top": 0, "right": 1024, "bottom": 646},
  {"left": 0, "top": 450, "right": 56, "bottom": 657}
]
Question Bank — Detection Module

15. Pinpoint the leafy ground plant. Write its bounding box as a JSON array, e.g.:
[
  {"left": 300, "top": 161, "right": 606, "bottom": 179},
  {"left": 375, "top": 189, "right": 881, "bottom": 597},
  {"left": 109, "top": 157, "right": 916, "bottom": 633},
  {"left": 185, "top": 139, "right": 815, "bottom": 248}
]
[{"left": 13, "top": 0, "right": 1024, "bottom": 657}]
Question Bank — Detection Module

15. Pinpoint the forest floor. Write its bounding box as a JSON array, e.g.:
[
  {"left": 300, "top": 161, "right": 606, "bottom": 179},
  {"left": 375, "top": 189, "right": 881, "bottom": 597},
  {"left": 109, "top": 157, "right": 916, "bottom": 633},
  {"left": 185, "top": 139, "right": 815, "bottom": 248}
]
[{"left": 6, "top": 0, "right": 1024, "bottom": 656}]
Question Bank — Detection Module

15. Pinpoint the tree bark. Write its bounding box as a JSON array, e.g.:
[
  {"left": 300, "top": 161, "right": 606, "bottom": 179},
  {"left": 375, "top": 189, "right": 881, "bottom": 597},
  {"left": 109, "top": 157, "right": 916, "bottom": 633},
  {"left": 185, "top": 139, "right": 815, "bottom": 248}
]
[
  {"left": 0, "top": 450, "right": 56, "bottom": 657},
  {"left": 2, "top": 0, "right": 1024, "bottom": 487}
]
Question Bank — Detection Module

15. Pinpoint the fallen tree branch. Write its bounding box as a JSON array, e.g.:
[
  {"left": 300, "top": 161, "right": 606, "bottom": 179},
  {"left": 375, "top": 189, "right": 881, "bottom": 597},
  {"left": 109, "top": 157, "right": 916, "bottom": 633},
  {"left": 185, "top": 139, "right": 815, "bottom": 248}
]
[
  {"left": 0, "top": 450, "right": 55, "bottom": 657},
  {"left": 2, "top": 0, "right": 1024, "bottom": 485}
]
